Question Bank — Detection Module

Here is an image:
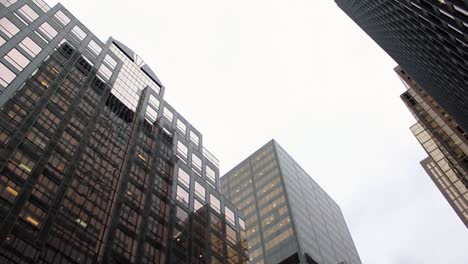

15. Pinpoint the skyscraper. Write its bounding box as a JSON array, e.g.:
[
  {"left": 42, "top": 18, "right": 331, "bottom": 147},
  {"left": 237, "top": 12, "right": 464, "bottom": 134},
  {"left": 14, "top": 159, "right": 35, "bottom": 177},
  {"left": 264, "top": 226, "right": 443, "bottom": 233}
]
[
  {"left": 221, "top": 140, "right": 361, "bottom": 264},
  {"left": 0, "top": 1, "right": 248, "bottom": 263},
  {"left": 397, "top": 66, "right": 468, "bottom": 228},
  {"left": 335, "top": 0, "right": 468, "bottom": 132}
]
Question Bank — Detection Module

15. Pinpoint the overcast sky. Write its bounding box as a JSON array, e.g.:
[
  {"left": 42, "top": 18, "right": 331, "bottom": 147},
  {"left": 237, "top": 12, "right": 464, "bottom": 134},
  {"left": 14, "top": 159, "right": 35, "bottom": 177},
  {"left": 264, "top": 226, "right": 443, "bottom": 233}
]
[{"left": 47, "top": 0, "right": 468, "bottom": 263}]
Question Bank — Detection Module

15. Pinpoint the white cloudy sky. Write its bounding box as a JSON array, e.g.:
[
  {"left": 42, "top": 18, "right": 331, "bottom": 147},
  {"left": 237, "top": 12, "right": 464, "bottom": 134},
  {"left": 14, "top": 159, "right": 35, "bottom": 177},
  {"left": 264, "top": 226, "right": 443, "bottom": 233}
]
[{"left": 47, "top": 0, "right": 468, "bottom": 263}]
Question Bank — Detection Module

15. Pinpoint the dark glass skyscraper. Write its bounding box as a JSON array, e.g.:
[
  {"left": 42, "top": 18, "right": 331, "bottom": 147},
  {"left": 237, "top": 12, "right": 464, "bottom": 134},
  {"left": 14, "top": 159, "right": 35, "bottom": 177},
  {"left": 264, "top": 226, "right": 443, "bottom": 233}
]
[
  {"left": 336, "top": 0, "right": 468, "bottom": 132},
  {"left": 221, "top": 140, "right": 361, "bottom": 264},
  {"left": 0, "top": 1, "right": 248, "bottom": 263},
  {"left": 397, "top": 66, "right": 468, "bottom": 228}
]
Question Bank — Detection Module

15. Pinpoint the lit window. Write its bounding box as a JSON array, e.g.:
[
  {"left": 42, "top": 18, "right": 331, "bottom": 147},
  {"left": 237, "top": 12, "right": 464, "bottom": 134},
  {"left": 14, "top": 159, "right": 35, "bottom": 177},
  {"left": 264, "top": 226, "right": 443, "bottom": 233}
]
[
  {"left": 88, "top": 40, "right": 102, "bottom": 56},
  {"left": 54, "top": 10, "right": 70, "bottom": 25},
  {"left": 0, "top": 62, "right": 16, "bottom": 88},
  {"left": 5, "top": 48, "right": 30, "bottom": 71},
  {"left": 39, "top": 22, "right": 57, "bottom": 40},
  {"left": 0, "top": 17, "right": 20, "bottom": 38},
  {"left": 18, "top": 5, "right": 39, "bottom": 22},
  {"left": 75, "top": 218, "right": 87, "bottom": 228},
  {"left": 71, "top": 25, "right": 86, "bottom": 41},
  {"left": 19, "top": 37, "right": 41, "bottom": 57}
]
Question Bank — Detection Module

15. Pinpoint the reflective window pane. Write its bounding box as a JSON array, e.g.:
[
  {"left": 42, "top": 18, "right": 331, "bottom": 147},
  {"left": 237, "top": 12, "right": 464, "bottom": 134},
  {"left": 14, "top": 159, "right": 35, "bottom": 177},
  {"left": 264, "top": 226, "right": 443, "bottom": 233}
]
[
  {"left": 1, "top": 0, "right": 18, "bottom": 7},
  {"left": 88, "top": 40, "right": 102, "bottom": 56},
  {"left": 39, "top": 22, "right": 57, "bottom": 40},
  {"left": 19, "top": 37, "right": 41, "bottom": 57},
  {"left": 210, "top": 194, "right": 220, "bottom": 213},
  {"left": 206, "top": 165, "right": 216, "bottom": 182},
  {"left": 177, "top": 141, "right": 188, "bottom": 160},
  {"left": 0, "top": 62, "right": 16, "bottom": 88},
  {"left": 178, "top": 168, "right": 190, "bottom": 187},
  {"left": 192, "top": 153, "right": 202, "bottom": 171},
  {"left": 54, "top": 10, "right": 70, "bottom": 25},
  {"left": 194, "top": 181, "right": 205, "bottom": 200},
  {"left": 176, "top": 185, "right": 189, "bottom": 206},
  {"left": 0, "top": 18, "right": 20, "bottom": 38},
  {"left": 5, "top": 48, "right": 30, "bottom": 71},
  {"left": 71, "top": 25, "right": 86, "bottom": 41},
  {"left": 18, "top": 5, "right": 39, "bottom": 22}
]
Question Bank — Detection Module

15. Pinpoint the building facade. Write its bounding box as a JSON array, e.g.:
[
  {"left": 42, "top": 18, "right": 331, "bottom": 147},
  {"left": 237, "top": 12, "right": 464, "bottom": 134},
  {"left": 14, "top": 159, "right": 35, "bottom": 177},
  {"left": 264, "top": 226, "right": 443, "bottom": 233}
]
[
  {"left": 336, "top": 0, "right": 468, "bottom": 132},
  {"left": 0, "top": 1, "right": 248, "bottom": 263},
  {"left": 221, "top": 140, "right": 361, "bottom": 264},
  {"left": 397, "top": 66, "right": 468, "bottom": 228}
]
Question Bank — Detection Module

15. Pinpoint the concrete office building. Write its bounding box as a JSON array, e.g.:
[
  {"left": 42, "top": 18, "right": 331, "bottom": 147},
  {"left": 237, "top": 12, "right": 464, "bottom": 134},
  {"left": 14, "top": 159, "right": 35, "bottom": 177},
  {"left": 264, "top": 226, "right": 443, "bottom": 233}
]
[
  {"left": 336, "top": 0, "right": 468, "bottom": 132},
  {"left": 221, "top": 140, "right": 361, "bottom": 264},
  {"left": 0, "top": 1, "right": 248, "bottom": 263},
  {"left": 397, "top": 66, "right": 468, "bottom": 228}
]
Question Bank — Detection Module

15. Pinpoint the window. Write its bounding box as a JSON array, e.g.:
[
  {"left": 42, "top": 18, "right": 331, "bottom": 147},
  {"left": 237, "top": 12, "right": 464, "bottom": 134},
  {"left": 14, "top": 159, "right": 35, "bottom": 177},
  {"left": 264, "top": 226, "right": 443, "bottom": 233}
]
[
  {"left": 194, "top": 198, "right": 203, "bottom": 211},
  {"left": 178, "top": 168, "right": 190, "bottom": 188},
  {"left": 194, "top": 181, "right": 205, "bottom": 200},
  {"left": 206, "top": 165, "right": 216, "bottom": 183},
  {"left": 239, "top": 218, "right": 245, "bottom": 229},
  {"left": 177, "top": 119, "right": 186, "bottom": 134},
  {"left": 5, "top": 49, "right": 30, "bottom": 71},
  {"left": 98, "top": 64, "right": 112, "bottom": 81},
  {"left": 104, "top": 54, "right": 117, "bottom": 69},
  {"left": 148, "top": 95, "right": 159, "bottom": 110},
  {"left": 88, "top": 40, "right": 102, "bottom": 56},
  {"left": 210, "top": 194, "right": 220, "bottom": 213},
  {"left": 177, "top": 141, "right": 188, "bottom": 160},
  {"left": 0, "top": 62, "right": 16, "bottom": 88},
  {"left": 1, "top": 0, "right": 18, "bottom": 7},
  {"left": 19, "top": 37, "right": 41, "bottom": 57},
  {"left": 18, "top": 5, "right": 39, "bottom": 22},
  {"left": 32, "top": 0, "right": 50, "bottom": 12},
  {"left": 225, "top": 207, "right": 235, "bottom": 226},
  {"left": 192, "top": 153, "right": 202, "bottom": 171},
  {"left": 163, "top": 107, "right": 173, "bottom": 122},
  {"left": 54, "top": 10, "right": 70, "bottom": 25},
  {"left": 0, "top": 18, "right": 20, "bottom": 38},
  {"left": 190, "top": 131, "right": 199, "bottom": 146},
  {"left": 176, "top": 185, "right": 189, "bottom": 205},
  {"left": 71, "top": 25, "right": 86, "bottom": 41},
  {"left": 39, "top": 22, "right": 57, "bottom": 40}
]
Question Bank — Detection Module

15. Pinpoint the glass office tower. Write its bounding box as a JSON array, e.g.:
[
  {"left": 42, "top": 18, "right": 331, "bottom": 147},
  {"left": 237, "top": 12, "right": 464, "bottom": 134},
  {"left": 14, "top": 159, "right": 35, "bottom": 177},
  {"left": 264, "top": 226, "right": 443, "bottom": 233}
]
[
  {"left": 397, "top": 66, "right": 468, "bottom": 228},
  {"left": 0, "top": 1, "right": 248, "bottom": 263},
  {"left": 221, "top": 140, "right": 361, "bottom": 264},
  {"left": 336, "top": 0, "right": 468, "bottom": 132}
]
